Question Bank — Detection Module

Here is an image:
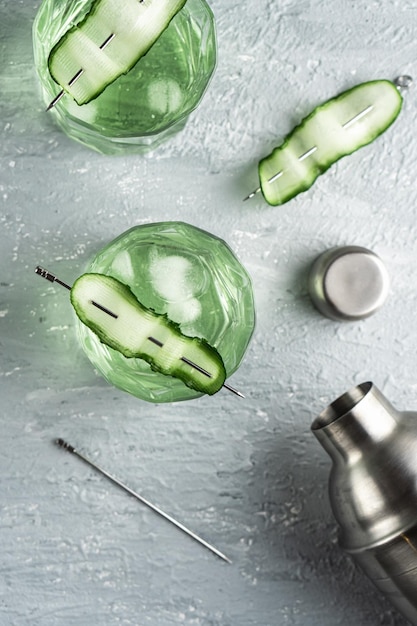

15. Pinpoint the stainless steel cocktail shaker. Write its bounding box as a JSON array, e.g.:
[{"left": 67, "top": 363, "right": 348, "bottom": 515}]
[{"left": 312, "top": 382, "right": 417, "bottom": 625}]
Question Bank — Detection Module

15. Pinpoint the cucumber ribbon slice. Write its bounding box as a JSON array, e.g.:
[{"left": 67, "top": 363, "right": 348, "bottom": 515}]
[
  {"left": 254, "top": 80, "right": 403, "bottom": 206},
  {"left": 70, "top": 273, "right": 227, "bottom": 396},
  {"left": 48, "top": 0, "right": 187, "bottom": 105}
]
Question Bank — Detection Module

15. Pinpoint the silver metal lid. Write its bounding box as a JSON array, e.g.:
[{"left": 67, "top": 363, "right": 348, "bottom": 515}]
[{"left": 308, "top": 246, "right": 390, "bottom": 321}]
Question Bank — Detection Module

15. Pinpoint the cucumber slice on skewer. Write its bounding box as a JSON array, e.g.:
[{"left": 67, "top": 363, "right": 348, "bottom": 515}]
[
  {"left": 48, "top": 0, "right": 187, "bottom": 105},
  {"left": 70, "top": 273, "right": 227, "bottom": 396},
  {"left": 257, "top": 80, "right": 403, "bottom": 206}
]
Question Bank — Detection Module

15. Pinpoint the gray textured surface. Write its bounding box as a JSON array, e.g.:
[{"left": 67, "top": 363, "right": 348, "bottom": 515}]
[{"left": 1, "top": 0, "right": 417, "bottom": 624}]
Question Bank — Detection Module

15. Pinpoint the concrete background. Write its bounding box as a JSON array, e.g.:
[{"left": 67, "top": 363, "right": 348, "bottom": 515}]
[{"left": 1, "top": 0, "right": 417, "bottom": 624}]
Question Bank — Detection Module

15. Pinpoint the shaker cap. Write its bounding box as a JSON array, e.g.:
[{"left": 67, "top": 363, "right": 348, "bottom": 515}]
[{"left": 308, "top": 246, "right": 389, "bottom": 321}]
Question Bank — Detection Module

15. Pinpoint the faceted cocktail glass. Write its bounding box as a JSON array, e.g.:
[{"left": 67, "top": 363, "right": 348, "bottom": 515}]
[
  {"left": 76, "top": 222, "right": 255, "bottom": 402},
  {"left": 32, "top": 0, "right": 216, "bottom": 154}
]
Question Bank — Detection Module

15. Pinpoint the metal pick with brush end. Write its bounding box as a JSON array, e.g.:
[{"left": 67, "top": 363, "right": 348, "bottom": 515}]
[
  {"left": 46, "top": 0, "right": 145, "bottom": 111},
  {"left": 35, "top": 266, "right": 244, "bottom": 398},
  {"left": 55, "top": 438, "right": 231, "bottom": 564}
]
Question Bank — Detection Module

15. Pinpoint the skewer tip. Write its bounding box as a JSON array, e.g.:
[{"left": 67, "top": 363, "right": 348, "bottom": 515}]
[
  {"left": 46, "top": 89, "right": 65, "bottom": 111},
  {"left": 223, "top": 383, "right": 245, "bottom": 398},
  {"left": 243, "top": 189, "right": 260, "bottom": 202}
]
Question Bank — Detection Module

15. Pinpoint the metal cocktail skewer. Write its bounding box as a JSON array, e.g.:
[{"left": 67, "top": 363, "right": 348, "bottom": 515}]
[
  {"left": 243, "top": 104, "right": 375, "bottom": 201},
  {"left": 244, "top": 76, "right": 413, "bottom": 202},
  {"left": 35, "top": 266, "right": 244, "bottom": 398},
  {"left": 46, "top": 0, "right": 145, "bottom": 111},
  {"left": 55, "top": 438, "right": 231, "bottom": 564}
]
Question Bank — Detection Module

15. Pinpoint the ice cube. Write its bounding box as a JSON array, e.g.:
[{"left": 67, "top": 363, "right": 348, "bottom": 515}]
[
  {"left": 147, "top": 79, "right": 183, "bottom": 116},
  {"left": 167, "top": 297, "right": 201, "bottom": 324},
  {"left": 149, "top": 254, "right": 194, "bottom": 302}
]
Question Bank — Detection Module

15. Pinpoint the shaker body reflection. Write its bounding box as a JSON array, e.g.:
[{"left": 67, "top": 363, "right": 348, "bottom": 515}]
[{"left": 312, "top": 382, "right": 417, "bottom": 625}]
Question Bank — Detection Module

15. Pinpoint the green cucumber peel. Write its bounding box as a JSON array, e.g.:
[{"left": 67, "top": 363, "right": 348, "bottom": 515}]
[
  {"left": 258, "top": 79, "right": 403, "bottom": 206},
  {"left": 48, "top": 0, "right": 187, "bottom": 105},
  {"left": 70, "top": 273, "right": 226, "bottom": 396}
]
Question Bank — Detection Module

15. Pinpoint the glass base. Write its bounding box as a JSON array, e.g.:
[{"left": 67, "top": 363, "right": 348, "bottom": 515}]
[
  {"left": 76, "top": 222, "right": 255, "bottom": 403},
  {"left": 33, "top": 0, "right": 216, "bottom": 154}
]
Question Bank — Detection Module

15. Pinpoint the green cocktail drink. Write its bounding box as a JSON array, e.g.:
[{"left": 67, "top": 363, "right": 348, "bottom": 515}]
[
  {"left": 32, "top": 0, "right": 216, "bottom": 154},
  {"left": 75, "top": 222, "right": 255, "bottom": 403}
]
